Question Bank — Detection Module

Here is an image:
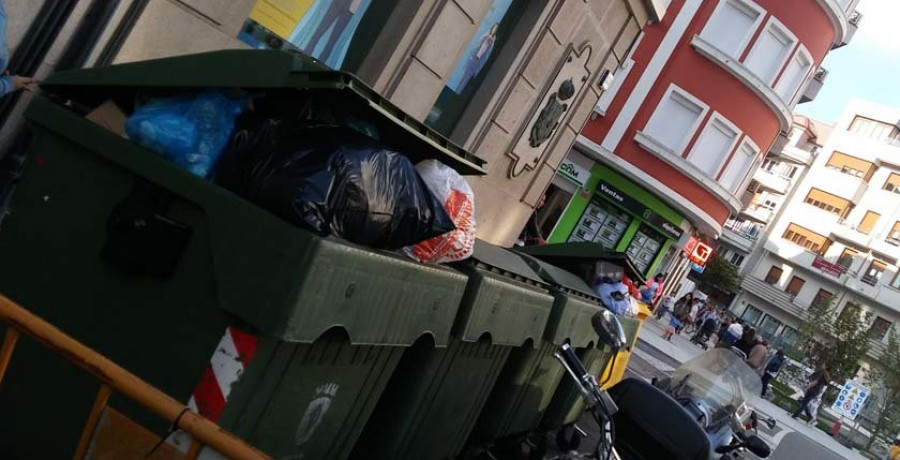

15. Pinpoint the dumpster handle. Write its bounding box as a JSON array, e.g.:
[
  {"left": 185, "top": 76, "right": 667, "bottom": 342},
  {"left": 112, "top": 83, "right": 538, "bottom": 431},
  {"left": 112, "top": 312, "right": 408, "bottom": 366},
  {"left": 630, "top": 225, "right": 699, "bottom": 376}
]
[{"left": 0, "top": 294, "right": 270, "bottom": 460}]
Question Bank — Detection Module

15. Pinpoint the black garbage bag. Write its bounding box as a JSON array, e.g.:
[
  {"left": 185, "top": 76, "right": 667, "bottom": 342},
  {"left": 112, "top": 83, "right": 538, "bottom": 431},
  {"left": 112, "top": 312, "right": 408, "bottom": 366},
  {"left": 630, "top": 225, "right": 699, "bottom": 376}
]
[{"left": 218, "top": 119, "right": 455, "bottom": 249}]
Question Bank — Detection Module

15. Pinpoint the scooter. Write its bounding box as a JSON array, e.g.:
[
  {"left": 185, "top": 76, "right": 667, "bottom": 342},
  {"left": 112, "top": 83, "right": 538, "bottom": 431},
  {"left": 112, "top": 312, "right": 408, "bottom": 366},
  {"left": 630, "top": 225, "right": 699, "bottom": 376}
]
[{"left": 652, "top": 348, "right": 775, "bottom": 460}]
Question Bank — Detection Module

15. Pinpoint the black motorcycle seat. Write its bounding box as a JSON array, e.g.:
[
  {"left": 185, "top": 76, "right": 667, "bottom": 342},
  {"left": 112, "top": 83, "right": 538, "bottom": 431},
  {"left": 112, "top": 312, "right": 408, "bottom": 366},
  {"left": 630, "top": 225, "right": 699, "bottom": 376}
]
[{"left": 608, "top": 377, "right": 710, "bottom": 460}]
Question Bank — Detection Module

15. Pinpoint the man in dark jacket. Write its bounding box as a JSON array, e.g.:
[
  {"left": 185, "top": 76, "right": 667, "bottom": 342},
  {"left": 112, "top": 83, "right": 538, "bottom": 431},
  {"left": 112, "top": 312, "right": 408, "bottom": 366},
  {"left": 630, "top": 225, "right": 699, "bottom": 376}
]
[{"left": 760, "top": 349, "right": 785, "bottom": 397}]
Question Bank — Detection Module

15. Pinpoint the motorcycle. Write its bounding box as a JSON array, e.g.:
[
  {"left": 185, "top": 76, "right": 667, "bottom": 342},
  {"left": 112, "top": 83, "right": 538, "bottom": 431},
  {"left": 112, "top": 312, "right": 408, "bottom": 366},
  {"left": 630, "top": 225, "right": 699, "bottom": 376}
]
[
  {"left": 549, "top": 309, "right": 628, "bottom": 460},
  {"left": 652, "top": 348, "right": 775, "bottom": 460}
]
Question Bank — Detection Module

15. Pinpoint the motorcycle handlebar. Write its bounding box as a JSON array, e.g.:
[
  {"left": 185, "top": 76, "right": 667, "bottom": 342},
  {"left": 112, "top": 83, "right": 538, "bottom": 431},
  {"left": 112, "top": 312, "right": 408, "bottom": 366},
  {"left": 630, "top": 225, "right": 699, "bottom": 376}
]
[{"left": 561, "top": 343, "right": 589, "bottom": 379}]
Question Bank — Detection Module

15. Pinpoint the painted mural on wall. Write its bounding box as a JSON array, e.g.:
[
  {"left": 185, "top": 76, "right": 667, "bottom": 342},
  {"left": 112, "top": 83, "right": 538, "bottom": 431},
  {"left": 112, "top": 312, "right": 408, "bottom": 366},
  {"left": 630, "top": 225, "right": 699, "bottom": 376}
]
[
  {"left": 446, "top": 0, "right": 513, "bottom": 94},
  {"left": 245, "top": 0, "right": 373, "bottom": 69}
]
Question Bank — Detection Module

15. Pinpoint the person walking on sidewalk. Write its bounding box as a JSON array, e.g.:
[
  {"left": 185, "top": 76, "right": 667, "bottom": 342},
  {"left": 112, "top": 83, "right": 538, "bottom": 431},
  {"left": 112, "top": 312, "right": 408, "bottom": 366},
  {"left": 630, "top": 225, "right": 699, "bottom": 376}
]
[
  {"left": 747, "top": 339, "right": 769, "bottom": 369},
  {"left": 792, "top": 364, "right": 830, "bottom": 420},
  {"left": 760, "top": 349, "right": 785, "bottom": 397},
  {"left": 640, "top": 273, "right": 665, "bottom": 305},
  {"left": 0, "top": 0, "right": 36, "bottom": 96}
]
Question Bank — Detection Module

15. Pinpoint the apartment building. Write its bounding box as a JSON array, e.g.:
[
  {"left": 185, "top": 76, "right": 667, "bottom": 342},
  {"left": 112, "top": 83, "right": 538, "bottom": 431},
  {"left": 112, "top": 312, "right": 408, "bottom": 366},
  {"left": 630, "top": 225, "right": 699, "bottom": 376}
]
[
  {"left": 536, "top": 0, "right": 859, "bottom": 293},
  {"left": 732, "top": 100, "right": 900, "bottom": 363},
  {"left": 718, "top": 115, "right": 833, "bottom": 276}
]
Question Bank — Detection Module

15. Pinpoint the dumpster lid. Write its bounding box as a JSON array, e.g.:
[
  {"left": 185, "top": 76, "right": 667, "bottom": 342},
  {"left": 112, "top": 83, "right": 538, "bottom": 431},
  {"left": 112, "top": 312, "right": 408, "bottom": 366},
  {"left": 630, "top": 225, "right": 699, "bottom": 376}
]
[
  {"left": 514, "top": 252, "right": 598, "bottom": 300},
  {"left": 515, "top": 243, "right": 645, "bottom": 283},
  {"left": 40, "top": 50, "right": 487, "bottom": 176},
  {"left": 462, "top": 240, "right": 549, "bottom": 288}
]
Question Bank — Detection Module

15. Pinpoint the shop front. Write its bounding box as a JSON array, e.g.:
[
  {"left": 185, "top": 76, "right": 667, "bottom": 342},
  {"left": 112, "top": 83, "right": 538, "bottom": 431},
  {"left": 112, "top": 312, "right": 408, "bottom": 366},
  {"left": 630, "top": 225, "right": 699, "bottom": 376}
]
[{"left": 544, "top": 154, "right": 688, "bottom": 278}]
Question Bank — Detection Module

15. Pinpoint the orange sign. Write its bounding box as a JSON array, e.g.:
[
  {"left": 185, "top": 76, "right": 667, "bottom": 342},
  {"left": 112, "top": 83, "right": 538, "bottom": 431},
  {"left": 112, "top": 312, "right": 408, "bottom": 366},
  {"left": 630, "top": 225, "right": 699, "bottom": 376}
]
[{"left": 689, "top": 241, "right": 713, "bottom": 267}]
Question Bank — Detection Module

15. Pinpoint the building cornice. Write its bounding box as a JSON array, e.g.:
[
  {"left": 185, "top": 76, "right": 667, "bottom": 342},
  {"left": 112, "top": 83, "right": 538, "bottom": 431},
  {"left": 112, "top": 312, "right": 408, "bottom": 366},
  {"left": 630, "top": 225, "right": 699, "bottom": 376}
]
[
  {"left": 691, "top": 35, "right": 792, "bottom": 133},
  {"left": 634, "top": 131, "right": 743, "bottom": 213},
  {"left": 813, "top": 0, "right": 849, "bottom": 46},
  {"left": 576, "top": 135, "right": 724, "bottom": 237}
]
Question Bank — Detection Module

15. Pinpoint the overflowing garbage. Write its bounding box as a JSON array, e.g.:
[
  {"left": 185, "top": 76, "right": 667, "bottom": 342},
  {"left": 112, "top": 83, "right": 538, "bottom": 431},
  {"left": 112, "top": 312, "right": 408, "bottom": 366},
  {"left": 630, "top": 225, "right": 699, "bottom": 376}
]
[
  {"left": 114, "top": 90, "right": 476, "bottom": 255},
  {"left": 125, "top": 91, "right": 246, "bottom": 178}
]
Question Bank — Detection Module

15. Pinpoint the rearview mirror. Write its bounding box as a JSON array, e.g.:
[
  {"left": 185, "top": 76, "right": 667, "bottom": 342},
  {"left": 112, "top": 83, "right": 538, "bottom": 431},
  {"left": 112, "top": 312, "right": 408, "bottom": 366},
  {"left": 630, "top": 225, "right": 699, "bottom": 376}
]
[
  {"left": 592, "top": 310, "right": 627, "bottom": 352},
  {"left": 745, "top": 435, "right": 771, "bottom": 458}
]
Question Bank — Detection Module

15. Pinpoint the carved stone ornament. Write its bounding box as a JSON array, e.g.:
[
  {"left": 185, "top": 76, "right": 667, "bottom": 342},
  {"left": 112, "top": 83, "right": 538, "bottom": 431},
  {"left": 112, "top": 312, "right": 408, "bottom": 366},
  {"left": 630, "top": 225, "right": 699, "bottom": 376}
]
[{"left": 507, "top": 42, "right": 592, "bottom": 178}]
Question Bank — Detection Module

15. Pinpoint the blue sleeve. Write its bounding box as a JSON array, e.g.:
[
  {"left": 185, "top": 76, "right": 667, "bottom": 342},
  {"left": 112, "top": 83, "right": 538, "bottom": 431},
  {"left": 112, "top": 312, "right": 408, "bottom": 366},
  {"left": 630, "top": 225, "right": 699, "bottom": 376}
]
[{"left": 0, "top": 76, "right": 12, "bottom": 97}]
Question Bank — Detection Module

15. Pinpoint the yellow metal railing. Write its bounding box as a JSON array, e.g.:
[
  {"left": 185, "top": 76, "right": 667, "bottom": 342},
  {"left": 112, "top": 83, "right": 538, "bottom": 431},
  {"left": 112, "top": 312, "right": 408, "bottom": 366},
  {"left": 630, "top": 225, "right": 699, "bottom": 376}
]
[{"left": 0, "top": 294, "right": 269, "bottom": 460}]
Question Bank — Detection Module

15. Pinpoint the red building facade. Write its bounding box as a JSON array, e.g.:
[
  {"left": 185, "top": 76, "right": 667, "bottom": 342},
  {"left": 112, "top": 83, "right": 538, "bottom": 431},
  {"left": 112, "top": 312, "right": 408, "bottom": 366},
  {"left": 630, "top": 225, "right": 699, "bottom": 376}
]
[{"left": 576, "top": 0, "right": 857, "bottom": 237}]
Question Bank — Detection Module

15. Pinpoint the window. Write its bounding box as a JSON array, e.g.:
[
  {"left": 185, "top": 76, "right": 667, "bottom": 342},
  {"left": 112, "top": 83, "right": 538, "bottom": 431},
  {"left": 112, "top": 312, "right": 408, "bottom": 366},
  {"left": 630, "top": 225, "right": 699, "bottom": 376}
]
[
  {"left": 869, "top": 317, "right": 892, "bottom": 341},
  {"left": 785, "top": 276, "right": 805, "bottom": 296},
  {"left": 782, "top": 223, "right": 832, "bottom": 254},
  {"left": 528, "top": 183, "right": 574, "bottom": 242},
  {"left": 775, "top": 46, "right": 812, "bottom": 104},
  {"left": 891, "top": 271, "right": 900, "bottom": 289},
  {"left": 426, "top": 0, "right": 528, "bottom": 135},
  {"left": 741, "top": 305, "right": 763, "bottom": 324},
  {"left": 849, "top": 116, "right": 900, "bottom": 143},
  {"left": 743, "top": 18, "right": 797, "bottom": 85},
  {"left": 811, "top": 289, "right": 834, "bottom": 311},
  {"left": 729, "top": 252, "right": 746, "bottom": 267},
  {"left": 887, "top": 222, "right": 900, "bottom": 246},
  {"left": 719, "top": 139, "right": 759, "bottom": 193},
  {"left": 759, "top": 315, "right": 783, "bottom": 340},
  {"left": 764, "top": 266, "right": 783, "bottom": 285},
  {"left": 858, "top": 211, "right": 881, "bottom": 235},
  {"left": 700, "top": 0, "right": 764, "bottom": 57},
  {"left": 804, "top": 188, "right": 851, "bottom": 217},
  {"left": 687, "top": 113, "right": 740, "bottom": 176},
  {"left": 825, "top": 152, "right": 875, "bottom": 181},
  {"left": 884, "top": 173, "right": 900, "bottom": 193},
  {"left": 626, "top": 226, "right": 666, "bottom": 274},
  {"left": 569, "top": 198, "right": 633, "bottom": 249},
  {"left": 863, "top": 260, "right": 886, "bottom": 286},
  {"left": 644, "top": 86, "right": 708, "bottom": 154},
  {"left": 837, "top": 248, "right": 858, "bottom": 269}
]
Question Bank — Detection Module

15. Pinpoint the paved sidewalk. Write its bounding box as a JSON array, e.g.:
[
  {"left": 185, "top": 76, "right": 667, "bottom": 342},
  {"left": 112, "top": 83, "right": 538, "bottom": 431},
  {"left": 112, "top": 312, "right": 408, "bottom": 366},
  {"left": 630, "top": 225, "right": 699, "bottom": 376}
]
[{"left": 635, "top": 313, "right": 868, "bottom": 460}]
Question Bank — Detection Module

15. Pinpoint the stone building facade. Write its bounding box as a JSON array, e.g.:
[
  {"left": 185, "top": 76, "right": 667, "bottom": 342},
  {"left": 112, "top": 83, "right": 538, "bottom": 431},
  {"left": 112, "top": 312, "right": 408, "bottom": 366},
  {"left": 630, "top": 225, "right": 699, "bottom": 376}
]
[{"left": 1, "top": 0, "right": 661, "bottom": 246}]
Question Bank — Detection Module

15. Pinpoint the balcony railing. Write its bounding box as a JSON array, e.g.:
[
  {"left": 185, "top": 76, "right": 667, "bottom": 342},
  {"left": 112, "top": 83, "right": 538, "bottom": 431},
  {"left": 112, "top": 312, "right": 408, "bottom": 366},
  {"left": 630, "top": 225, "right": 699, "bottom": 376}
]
[
  {"left": 754, "top": 169, "right": 791, "bottom": 194},
  {"left": 862, "top": 274, "right": 880, "bottom": 286},
  {"left": 801, "top": 68, "right": 828, "bottom": 103},
  {"left": 739, "top": 205, "right": 774, "bottom": 224}
]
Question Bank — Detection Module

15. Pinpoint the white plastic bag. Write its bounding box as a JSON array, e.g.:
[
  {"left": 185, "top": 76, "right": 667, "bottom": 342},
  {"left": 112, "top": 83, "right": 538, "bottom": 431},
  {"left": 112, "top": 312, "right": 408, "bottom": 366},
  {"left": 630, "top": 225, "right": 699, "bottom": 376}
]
[{"left": 404, "top": 160, "right": 476, "bottom": 264}]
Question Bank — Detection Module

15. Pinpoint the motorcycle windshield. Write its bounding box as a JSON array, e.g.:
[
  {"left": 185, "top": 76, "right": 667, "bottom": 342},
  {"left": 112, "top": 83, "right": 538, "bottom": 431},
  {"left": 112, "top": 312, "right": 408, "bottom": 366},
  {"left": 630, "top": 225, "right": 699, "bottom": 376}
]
[{"left": 668, "top": 349, "right": 762, "bottom": 414}]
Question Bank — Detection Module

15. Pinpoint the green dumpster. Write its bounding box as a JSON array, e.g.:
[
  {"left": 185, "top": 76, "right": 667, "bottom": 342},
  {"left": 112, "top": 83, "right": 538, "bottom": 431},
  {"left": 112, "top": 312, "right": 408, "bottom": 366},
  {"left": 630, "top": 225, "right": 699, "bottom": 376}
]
[
  {"left": 0, "top": 50, "right": 484, "bottom": 459},
  {"left": 469, "top": 254, "right": 603, "bottom": 443},
  {"left": 349, "top": 240, "right": 554, "bottom": 460},
  {"left": 517, "top": 254, "right": 613, "bottom": 432}
]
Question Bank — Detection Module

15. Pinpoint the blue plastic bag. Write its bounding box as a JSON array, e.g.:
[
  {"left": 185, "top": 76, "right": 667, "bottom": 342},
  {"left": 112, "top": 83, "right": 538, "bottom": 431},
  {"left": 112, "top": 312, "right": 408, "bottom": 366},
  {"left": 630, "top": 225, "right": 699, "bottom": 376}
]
[{"left": 125, "top": 92, "right": 245, "bottom": 177}]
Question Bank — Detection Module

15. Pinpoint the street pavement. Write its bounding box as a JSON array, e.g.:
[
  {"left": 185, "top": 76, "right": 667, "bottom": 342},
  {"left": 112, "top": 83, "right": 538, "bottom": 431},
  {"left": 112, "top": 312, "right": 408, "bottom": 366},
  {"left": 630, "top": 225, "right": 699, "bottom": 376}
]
[{"left": 632, "top": 315, "right": 868, "bottom": 460}]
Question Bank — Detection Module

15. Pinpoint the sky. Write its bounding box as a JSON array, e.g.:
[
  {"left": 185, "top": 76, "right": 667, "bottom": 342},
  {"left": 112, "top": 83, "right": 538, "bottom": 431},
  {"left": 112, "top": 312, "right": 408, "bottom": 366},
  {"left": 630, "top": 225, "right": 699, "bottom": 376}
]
[{"left": 796, "top": 0, "right": 900, "bottom": 124}]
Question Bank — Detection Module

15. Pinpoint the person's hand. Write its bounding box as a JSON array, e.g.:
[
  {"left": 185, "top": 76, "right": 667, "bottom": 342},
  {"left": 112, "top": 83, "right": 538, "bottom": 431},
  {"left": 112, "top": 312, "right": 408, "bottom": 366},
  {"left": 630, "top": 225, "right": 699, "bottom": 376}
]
[{"left": 12, "top": 75, "right": 36, "bottom": 92}]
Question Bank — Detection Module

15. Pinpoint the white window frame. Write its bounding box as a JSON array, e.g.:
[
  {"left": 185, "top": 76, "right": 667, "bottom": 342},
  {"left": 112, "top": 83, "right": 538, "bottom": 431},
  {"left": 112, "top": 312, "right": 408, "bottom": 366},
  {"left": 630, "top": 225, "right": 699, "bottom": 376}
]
[
  {"left": 643, "top": 84, "right": 710, "bottom": 156},
  {"left": 774, "top": 44, "right": 814, "bottom": 106},
  {"left": 733, "top": 137, "right": 761, "bottom": 193},
  {"left": 700, "top": 0, "right": 766, "bottom": 58},
  {"left": 686, "top": 111, "right": 742, "bottom": 177},
  {"left": 596, "top": 32, "right": 645, "bottom": 116},
  {"left": 742, "top": 16, "right": 799, "bottom": 86}
]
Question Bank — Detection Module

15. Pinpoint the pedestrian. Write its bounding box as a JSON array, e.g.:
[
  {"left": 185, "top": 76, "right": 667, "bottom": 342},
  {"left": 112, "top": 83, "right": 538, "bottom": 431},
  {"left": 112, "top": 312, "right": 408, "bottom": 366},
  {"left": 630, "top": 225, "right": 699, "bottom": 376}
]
[
  {"left": 736, "top": 326, "right": 757, "bottom": 355},
  {"left": 655, "top": 294, "right": 675, "bottom": 320},
  {"left": 791, "top": 363, "right": 830, "bottom": 420},
  {"left": 713, "top": 316, "right": 732, "bottom": 346},
  {"left": 717, "top": 319, "right": 743, "bottom": 348},
  {"left": 747, "top": 339, "right": 769, "bottom": 369},
  {"left": 888, "top": 438, "right": 900, "bottom": 460},
  {"left": 0, "top": 0, "right": 36, "bottom": 96},
  {"left": 672, "top": 292, "right": 694, "bottom": 319},
  {"left": 693, "top": 308, "right": 720, "bottom": 345},
  {"left": 663, "top": 313, "right": 683, "bottom": 341},
  {"left": 518, "top": 195, "right": 547, "bottom": 246},
  {"left": 761, "top": 349, "right": 786, "bottom": 397},
  {"left": 806, "top": 387, "right": 825, "bottom": 427},
  {"left": 640, "top": 273, "right": 665, "bottom": 305}
]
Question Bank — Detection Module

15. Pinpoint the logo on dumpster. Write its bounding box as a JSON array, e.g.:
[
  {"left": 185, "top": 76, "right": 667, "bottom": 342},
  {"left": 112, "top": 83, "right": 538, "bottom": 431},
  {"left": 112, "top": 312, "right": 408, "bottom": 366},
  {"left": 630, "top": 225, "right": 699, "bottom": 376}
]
[{"left": 296, "top": 383, "right": 340, "bottom": 446}]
